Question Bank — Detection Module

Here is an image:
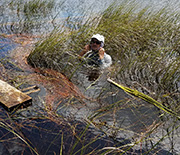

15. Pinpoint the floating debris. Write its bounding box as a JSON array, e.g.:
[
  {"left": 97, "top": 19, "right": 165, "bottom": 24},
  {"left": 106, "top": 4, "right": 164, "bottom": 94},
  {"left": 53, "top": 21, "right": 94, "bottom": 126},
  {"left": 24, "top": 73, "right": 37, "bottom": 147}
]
[{"left": 0, "top": 79, "right": 32, "bottom": 110}]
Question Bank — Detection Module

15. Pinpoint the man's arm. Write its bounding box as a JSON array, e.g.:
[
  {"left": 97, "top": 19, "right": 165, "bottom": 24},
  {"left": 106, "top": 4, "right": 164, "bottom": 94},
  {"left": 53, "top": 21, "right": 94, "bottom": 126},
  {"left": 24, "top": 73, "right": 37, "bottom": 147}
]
[{"left": 79, "top": 45, "right": 91, "bottom": 56}]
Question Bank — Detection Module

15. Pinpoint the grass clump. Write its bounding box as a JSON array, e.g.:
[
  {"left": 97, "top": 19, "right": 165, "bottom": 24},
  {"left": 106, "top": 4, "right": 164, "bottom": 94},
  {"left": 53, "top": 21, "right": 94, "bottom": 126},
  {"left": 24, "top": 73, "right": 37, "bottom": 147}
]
[
  {"left": 96, "top": 2, "right": 180, "bottom": 111},
  {"left": 28, "top": 1, "right": 180, "bottom": 109},
  {"left": 27, "top": 15, "right": 101, "bottom": 78},
  {"left": 2, "top": 0, "right": 56, "bottom": 34},
  {"left": 23, "top": 0, "right": 55, "bottom": 17}
]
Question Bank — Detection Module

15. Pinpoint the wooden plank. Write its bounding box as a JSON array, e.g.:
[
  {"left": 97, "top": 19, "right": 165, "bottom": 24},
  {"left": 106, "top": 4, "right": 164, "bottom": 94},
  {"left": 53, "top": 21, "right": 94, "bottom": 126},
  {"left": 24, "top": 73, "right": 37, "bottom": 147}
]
[{"left": 0, "top": 79, "right": 32, "bottom": 109}]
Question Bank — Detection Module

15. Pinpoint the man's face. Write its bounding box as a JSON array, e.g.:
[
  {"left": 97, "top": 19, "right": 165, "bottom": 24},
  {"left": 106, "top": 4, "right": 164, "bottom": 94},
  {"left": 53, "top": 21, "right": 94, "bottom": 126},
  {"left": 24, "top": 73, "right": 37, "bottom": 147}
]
[{"left": 90, "top": 38, "right": 101, "bottom": 51}]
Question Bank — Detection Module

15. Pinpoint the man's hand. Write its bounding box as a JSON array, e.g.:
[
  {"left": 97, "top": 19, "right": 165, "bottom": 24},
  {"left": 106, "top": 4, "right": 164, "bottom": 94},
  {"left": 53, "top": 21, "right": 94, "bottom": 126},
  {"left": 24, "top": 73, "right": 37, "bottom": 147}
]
[
  {"left": 84, "top": 45, "right": 91, "bottom": 51},
  {"left": 79, "top": 45, "right": 91, "bottom": 56},
  {"left": 99, "top": 48, "right": 105, "bottom": 59}
]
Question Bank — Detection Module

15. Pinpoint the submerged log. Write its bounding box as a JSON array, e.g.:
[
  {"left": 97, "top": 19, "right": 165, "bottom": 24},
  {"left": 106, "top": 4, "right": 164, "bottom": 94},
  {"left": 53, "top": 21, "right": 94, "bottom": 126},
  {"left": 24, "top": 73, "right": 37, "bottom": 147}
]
[{"left": 0, "top": 79, "right": 32, "bottom": 110}]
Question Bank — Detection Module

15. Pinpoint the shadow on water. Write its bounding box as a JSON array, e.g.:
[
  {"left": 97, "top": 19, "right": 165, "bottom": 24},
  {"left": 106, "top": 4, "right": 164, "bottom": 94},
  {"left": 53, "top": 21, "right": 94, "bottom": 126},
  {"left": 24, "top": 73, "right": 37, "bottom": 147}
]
[{"left": 0, "top": 107, "right": 174, "bottom": 155}]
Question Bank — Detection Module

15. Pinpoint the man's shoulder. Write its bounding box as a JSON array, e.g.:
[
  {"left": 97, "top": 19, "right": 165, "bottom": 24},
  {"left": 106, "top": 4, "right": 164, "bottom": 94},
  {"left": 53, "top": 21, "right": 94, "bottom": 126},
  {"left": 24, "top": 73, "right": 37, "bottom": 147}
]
[{"left": 104, "top": 53, "right": 112, "bottom": 59}]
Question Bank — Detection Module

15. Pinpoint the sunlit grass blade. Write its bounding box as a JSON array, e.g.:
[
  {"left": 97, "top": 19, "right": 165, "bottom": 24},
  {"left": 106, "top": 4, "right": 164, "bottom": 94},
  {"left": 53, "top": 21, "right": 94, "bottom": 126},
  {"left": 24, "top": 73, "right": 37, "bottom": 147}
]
[
  {"left": 107, "top": 78, "right": 180, "bottom": 120},
  {"left": 0, "top": 121, "right": 39, "bottom": 155},
  {"left": 60, "top": 133, "right": 63, "bottom": 155}
]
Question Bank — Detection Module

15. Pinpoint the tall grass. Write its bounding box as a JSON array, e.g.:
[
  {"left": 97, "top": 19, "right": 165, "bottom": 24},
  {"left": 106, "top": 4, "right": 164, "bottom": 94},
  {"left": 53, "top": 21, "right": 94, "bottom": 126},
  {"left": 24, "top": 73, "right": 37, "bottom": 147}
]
[
  {"left": 1, "top": 0, "right": 56, "bottom": 34},
  {"left": 28, "top": 0, "right": 180, "bottom": 109},
  {"left": 26, "top": 1, "right": 180, "bottom": 153},
  {"left": 1, "top": 0, "right": 180, "bottom": 154},
  {"left": 97, "top": 2, "right": 180, "bottom": 113}
]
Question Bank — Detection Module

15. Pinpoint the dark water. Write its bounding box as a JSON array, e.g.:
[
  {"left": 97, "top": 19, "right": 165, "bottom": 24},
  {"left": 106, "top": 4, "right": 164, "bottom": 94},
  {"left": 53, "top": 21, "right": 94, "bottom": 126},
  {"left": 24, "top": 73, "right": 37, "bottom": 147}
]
[{"left": 0, "top": 115, "right": 173, "bottom": 155}]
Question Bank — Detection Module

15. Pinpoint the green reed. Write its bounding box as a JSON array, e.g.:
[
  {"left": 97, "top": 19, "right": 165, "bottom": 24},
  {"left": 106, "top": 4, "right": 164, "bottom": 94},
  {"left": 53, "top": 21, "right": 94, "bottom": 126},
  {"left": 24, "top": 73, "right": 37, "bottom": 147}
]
[
  {"left": 3, "top": 0, "right": 56, "bottom": 34},
  {"left": 0, "top": 118, "right": 39, "bottom": 155},
  {"left": 97, "top": 2, "right": 180, "bottom": 112},
  {"left": 24, "top": 0, "right": 55, "bottom": 16}
]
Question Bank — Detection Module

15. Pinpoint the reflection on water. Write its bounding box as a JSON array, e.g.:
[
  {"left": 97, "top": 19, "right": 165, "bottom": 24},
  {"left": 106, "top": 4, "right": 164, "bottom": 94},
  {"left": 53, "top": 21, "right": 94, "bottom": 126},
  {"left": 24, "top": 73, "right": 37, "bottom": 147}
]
[
  {"left": 1, "top": 0, "right": 180, "bottom": 35},
  {"left": 0, "top": 37, "right": 17, "bottom": 58}
]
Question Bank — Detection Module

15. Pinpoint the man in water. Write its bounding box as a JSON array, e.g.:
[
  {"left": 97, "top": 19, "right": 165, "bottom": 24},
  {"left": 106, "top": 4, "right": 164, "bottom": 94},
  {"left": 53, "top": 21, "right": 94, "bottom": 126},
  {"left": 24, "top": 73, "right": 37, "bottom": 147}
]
[{"left": 79, "top": 34, "right": 112, "bottom": 69}]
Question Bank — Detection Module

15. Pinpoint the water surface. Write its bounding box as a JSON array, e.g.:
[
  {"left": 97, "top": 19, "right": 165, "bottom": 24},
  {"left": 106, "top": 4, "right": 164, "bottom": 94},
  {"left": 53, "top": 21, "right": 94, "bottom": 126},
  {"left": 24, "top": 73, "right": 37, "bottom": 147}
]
[{"left": 0, "top": 0, "right": 180, "bottom": 154}]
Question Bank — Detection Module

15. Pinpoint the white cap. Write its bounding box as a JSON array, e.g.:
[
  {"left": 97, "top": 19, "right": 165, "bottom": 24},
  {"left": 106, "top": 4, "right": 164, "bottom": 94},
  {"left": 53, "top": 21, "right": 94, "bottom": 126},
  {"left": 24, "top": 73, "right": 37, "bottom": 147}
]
[{"left": 91, "top": 34, "right": 105, "bottom": 43}]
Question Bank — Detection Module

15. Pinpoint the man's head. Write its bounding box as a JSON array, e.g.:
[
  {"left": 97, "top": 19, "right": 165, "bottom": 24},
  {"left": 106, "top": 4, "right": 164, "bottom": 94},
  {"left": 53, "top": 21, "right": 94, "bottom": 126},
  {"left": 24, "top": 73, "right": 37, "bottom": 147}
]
[{"left": 90, "top": 34, "right": 104, "bottom": 51}]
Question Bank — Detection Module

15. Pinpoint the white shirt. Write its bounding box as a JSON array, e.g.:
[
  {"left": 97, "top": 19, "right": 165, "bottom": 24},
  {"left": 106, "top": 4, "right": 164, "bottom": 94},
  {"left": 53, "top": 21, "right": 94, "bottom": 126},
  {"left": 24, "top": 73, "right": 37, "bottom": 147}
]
[{"left": 100, "top": 53, "right": 112, "bottom": 69}]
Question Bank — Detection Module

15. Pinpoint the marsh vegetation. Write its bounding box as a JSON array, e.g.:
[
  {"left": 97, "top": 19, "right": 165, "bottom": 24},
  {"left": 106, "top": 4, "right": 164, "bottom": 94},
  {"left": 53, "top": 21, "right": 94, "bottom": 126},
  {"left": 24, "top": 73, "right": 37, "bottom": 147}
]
[{"left": 0, "top": 0, "right": 180, "bottom": 154}]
